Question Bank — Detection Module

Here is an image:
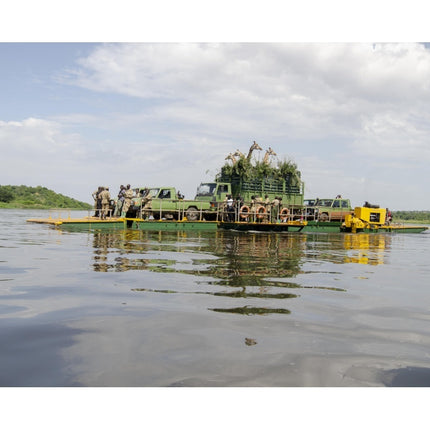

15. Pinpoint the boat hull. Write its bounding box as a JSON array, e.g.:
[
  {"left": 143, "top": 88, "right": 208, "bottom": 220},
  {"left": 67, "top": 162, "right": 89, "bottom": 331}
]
[
  {"left": 131, "top": 219, "right": 218, "bottom": 231},
  {"left": 27, "top": 217, "right": 428, "bottom": 234},
  {"left": 217, "top": 221, "right": 306, "bottom": 232}
]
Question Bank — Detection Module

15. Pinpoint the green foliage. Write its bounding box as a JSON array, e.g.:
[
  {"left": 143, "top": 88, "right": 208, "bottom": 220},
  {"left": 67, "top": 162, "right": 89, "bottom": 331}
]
[
  {"left": 0, "top": 185, "right": 92, "bottom": 209},
  {"left": 392, "top": 211, "right": 430, "bottom": 223},
  {"left": 0, "top": 187, "right": 14, "bottom": 203},
  {"left": 217, "top": 156, "right": 302, "bottom": 187}
]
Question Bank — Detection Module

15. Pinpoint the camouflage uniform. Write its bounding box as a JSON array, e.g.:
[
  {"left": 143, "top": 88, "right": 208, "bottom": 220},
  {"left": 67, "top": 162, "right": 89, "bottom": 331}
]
[
  {"left": 121, "top": 185, "right": 134, "bottom": 217},
  {"left": 92, "top": 186, "right": 103, "bottom": 217},
  {"left": 271, "top": 197, "right": 280, "bottom": 223},
  {"left": 114, "top": 185, "right": 126, "bottom": 217},
  {"left": 100, "top": 187, "right": 111, "bottom": 219}
]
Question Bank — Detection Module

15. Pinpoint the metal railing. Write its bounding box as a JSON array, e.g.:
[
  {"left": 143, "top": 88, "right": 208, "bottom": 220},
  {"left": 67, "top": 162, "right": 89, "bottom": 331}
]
[{"left": 104, "top": 199, "right": 351, "bottom": 224}]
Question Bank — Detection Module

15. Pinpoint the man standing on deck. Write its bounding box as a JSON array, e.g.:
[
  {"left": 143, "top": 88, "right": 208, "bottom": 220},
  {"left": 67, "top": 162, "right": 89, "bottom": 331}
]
[
  {"left": 226, "top": 194, "right": 235, "bottom": 221},
  {"left": 271, "top": 196, "right": 280, "bottom": 223},
  {"left": 100, "top": 187, "right": 111, "bottom": 220},
  {"left": 114, "top": 185, "right": 126, "bottom": 217},
  {"left": 92, "top": 186, "right": 103, "bottom": 217},
  {"left": 121, "top": 184, "right": 134, "bottom": 217}
]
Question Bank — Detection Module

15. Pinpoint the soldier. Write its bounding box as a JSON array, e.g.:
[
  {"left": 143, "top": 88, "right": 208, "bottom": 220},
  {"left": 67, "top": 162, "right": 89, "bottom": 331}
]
[
  {"left": 250, "top": 195, "right": 256, "bottom": 222},
  {"left": 141, "top": 188, "right": 153, "bottom": 218},
  {"left": 121, "top": 184, "right": 134, "bottom": 217},
  {"left": 235, "top": 194, "right": 244, "bottom": 220},
  {"left": 271, "top": 196, "right": 280, "bottom": 223},
  {"left": 100, "top": 187, "right": 111, "bottom": 220},
  {"left": 114, "top": 185, "right": 126, "bottom": 217},
  {"left": 92, "top": 186, "right": 103, "bottom": 217},
  {"left": 264, "top": 194, "right": 271, "bottom": 220}
]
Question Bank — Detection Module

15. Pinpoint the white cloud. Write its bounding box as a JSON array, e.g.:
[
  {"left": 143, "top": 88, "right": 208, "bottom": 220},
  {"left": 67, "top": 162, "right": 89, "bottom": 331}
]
[{"left": 4, "top": 43, "right": 430, "bottom": 209}]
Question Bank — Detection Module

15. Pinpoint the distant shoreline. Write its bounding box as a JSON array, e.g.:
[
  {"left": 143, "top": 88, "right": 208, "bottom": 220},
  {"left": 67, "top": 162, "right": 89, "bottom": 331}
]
[
  {"left": 0, "top": 204, "right": 92, "bottom": 210},
  {"left": 0, "top": 185, "right": 92, "bottom": 210}
]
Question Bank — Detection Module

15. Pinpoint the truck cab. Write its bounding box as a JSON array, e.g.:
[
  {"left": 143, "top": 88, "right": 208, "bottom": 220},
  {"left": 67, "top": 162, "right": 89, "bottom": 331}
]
[{"left": 194, "top": 182, "right": 232, "bottom": 206}]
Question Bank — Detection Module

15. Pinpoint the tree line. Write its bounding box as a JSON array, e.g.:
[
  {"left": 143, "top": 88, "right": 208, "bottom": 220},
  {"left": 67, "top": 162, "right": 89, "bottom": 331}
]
[
  {"left": 0, "top": 185, "right": 92, "bottom": 209},
  {"left": 392, "top": 211, "right": 430, "bottom": 223}
]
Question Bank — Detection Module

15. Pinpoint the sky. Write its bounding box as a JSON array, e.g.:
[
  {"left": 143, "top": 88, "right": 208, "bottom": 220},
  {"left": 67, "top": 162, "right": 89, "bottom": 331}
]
[
  {"left": 1, "top": 4, "right": 430, "bottom": 211},
  {"left": 1, "top": 1, "right": 429, "bottom": 424}
]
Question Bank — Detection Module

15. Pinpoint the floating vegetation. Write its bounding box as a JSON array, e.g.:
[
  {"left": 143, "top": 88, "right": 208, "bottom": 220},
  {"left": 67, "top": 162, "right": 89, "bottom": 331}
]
[
  {"left": 209, "top": 306, "right": 291, "bottom": 316},
  {"left": 132, "top": 288, "right": 177, "bottom": 294},
  {"left": 213, "top": 290, "right": 298, "bottom": 299}
]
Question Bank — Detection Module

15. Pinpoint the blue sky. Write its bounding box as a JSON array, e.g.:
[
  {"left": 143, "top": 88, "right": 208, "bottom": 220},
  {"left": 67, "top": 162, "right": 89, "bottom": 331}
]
[{"left": 1, "top": 6, "right": 430, "bottom": 210}]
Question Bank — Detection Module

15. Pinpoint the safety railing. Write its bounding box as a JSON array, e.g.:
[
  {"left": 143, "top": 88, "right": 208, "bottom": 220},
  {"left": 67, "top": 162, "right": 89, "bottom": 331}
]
[{"left": 108, "top": 199, "right": 343, "bottom": 224}]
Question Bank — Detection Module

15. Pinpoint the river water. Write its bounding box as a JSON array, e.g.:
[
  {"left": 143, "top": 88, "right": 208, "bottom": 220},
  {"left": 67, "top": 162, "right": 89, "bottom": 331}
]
[{"left": 1, "top": 209, "right": 430, "bottom": 387}]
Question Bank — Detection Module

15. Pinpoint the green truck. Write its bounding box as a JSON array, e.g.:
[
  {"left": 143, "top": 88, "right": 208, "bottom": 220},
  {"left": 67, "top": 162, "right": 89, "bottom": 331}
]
[
  {"left": 303, "top": 197, "right": 352, "bottom": 221},
  {"left": 128, "top": 173, "right": 304, "bottom": 222},
  {"left": 128, "top": 185, "right": 230, "bottom": 221},
  {"left": 127, "top": 151, "right": 305, "bottom": 221}
]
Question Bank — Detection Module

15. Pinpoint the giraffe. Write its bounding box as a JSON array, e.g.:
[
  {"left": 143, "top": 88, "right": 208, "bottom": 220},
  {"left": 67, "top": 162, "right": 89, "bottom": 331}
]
[
  {"left": 263, "top": 147, "right": 277, "bottom": 164},
  {"left": 233, "top": 149, "right": 246, "bottom": 159},
  {"left": 247, "top": 141, "right": 263, "bottom": 161},
  {"left": 225, "top": 153, "right": 237, "bottom": 165}
]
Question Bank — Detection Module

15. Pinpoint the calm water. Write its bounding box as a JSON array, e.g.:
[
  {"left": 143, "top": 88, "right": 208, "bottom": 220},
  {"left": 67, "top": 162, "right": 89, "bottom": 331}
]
[{"left": 1, "top": 209, "right": 430, "bottom": 387}]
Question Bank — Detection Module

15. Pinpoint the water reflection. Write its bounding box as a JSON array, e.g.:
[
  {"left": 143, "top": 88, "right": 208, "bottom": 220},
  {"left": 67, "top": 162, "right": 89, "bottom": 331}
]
[
  {"left": 304, "top": 233, "right": 391, "bottom": 265},
  {"left": 89, "top": 230, "right": 392, "bottom": 316},
  {"left": 209, "top": 306, "right": 291, "bottom": 316},
  {"left": 343, "top": 234, "right": 390, "bottom": 265}
]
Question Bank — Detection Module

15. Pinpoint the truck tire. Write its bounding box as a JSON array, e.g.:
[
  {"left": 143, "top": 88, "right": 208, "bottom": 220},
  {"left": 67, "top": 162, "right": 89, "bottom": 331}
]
[
  {"left": 186, "top": 207, "right": 199, "bottom": 221},
  {"left": 320, "top": 212, "right": 329, "bottom": 222}
]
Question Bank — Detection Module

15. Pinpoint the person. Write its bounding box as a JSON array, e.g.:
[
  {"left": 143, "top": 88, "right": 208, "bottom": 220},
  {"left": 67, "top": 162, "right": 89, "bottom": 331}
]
[
  {"left": 121, "top": 184, "right": 134, "bottom": 217},
  {"left": 177, "top": 190, "right": 184, "bottom": 200},
  {"left": 114, "top": 185, "right": 126, "bottom": 217},
  {"left": 235, "top": 194, "right": 244, "bottom": 220},
  {"left": 92, "top": 186, "right": 103, "bottom": 217},
  {"left": 250, "top": 195, "right": 257, "bottom": 222},
  {"left": 386, "top": 208, "right": 393, "bottom": 225},
  {"left": 226, "top": 194, "right": 235, "bottom": 221},
  {"left": 264, "top": 194, "right": 271, "bottom": 220},
  {"left": 100, "top": 187, "right": 111, "bottom": 219},
  {"left": 271, "top": 196, "right": 280, "bottom": 223},
  {"left": 141, "top": 188, "right": 152, "bottom": 218}
]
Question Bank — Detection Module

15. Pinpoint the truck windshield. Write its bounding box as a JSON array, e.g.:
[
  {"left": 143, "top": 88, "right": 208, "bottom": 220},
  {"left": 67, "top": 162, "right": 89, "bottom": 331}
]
[
  {"left": 304, "top": 200, "right": 316, "bottom": 206},
  {"left": 196, "top": 183, "right": 217, "bottom": 196},
  {"left": 149, "top": 188, "right": 159, "bottom": 198},
  {"left": 318, "top": 199, "right": 333, "bottom": 207}
]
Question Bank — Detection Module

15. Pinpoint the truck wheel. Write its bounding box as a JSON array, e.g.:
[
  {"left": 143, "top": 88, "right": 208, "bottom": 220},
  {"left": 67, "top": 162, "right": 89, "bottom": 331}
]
[
  {"left": 186, "top": 207, "right": 199, "bottom": 221},
  {"left": 320, "top": 213, "right": 329, "bottom": 222}
]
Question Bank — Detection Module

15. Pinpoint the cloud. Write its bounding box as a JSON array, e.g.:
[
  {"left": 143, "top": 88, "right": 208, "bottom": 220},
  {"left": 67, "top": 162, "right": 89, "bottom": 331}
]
[
  {"left": 4, "top": 43, "right": 430, "bottom": 209},
  {"left": 64, "top": 43, "right": 430, "bottom": 145}
]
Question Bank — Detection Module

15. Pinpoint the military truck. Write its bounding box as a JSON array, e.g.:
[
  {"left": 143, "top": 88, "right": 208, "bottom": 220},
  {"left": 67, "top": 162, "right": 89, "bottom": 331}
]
[
  {"left": 127, "top": 144, "right": 306, "bottom": 222},
  {"left": 303, "top": 197, "right": 353, "bottom": 221},
  {"left": 128, "top": 186, "right": 231, "bottom": 221}
]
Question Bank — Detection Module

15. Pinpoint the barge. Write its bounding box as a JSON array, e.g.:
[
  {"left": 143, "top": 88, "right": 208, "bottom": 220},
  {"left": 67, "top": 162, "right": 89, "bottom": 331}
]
[{"left": 27, "top": 211, "right": 428, "bottom": 234}]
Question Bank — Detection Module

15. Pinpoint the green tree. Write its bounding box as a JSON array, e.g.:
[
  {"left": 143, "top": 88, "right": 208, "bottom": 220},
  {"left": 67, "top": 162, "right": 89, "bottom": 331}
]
[{"left": 0, "top": 186, "right": 14, "bottom": 203}]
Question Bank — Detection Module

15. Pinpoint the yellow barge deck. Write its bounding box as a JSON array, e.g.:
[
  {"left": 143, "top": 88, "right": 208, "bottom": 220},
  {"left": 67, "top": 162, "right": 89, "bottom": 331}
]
[{"left": 27, "top": 216, "right": 125, "bottom": 228}]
